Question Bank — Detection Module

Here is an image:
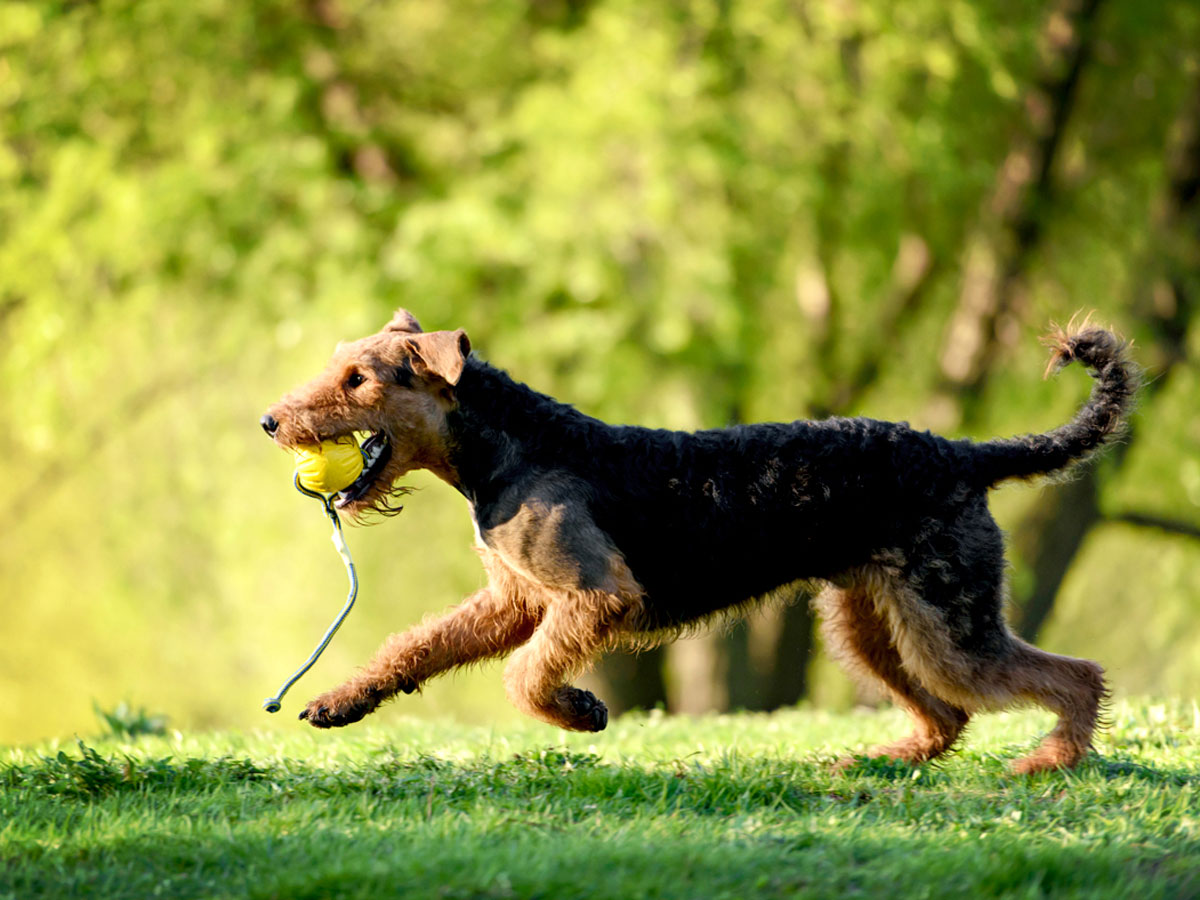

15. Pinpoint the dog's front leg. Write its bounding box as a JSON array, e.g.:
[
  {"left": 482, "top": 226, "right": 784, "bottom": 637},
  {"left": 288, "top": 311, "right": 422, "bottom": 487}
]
[
  {"left": 300, "top": 586, "right": 536, "bottom": 728},
  {"left": 473, "top": 478, "right": 646, "bottom": 732},
  {"left": 500, "top": 587, "right": 631, "bottom": 732}
]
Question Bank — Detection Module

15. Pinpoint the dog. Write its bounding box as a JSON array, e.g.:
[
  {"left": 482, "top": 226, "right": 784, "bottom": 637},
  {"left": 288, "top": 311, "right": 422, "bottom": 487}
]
[{"left": 261, "top": 309, "right": 1137, "bottom": 773}]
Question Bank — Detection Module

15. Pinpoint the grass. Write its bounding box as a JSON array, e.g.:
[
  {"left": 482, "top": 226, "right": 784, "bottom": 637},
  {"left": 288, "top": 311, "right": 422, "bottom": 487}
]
[{"left": 2, "top": 700, "right": 1198, "bottom": 899}]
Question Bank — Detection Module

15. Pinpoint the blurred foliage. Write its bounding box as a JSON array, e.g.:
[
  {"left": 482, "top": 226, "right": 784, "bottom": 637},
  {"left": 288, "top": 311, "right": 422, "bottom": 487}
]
[
  {"left": 92, "top": 701, "right": 168, "bottom": 740},
  {"left": 1, "top": 0, "right": 1198, "bottom": 744}
]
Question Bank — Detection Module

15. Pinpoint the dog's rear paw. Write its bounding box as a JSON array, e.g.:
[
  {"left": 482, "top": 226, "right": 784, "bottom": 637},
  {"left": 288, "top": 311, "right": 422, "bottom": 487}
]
[
  {"left": 831, "top": 754, "right": 865, "bottom": 773},
  {"left": 555, "top": 687, "right": 608, "bottom": 732},
  {"left": 1010, "top": 739, "right": 1086, "bottom": 775}
]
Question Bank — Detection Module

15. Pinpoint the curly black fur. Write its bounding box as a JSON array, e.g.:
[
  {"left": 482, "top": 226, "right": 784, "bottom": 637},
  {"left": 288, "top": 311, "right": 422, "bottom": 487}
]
[
  {"left": 444, "top": 326, "right": 1137, "bottom": 634},
  {"left": 970, "top": 327, "right": 1139, "bottom": 486}
]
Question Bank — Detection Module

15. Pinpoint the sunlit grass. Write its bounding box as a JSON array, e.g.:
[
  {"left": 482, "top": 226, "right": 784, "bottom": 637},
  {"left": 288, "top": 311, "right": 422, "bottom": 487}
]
[{"left": 3, "top": 699, "right": 1197, "bottom": 899}]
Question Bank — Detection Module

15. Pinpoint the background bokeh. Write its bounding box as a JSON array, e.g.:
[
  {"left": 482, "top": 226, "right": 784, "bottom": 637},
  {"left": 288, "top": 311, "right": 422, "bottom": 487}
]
[{"left": 2, "top": 0, "right": 1198, "bottom": 745}]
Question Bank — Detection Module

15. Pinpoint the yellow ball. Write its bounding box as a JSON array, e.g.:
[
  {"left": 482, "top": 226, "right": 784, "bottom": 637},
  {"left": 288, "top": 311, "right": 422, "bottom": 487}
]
[{"left": 292, "top": 436, "right": 364, "bottom": 493}]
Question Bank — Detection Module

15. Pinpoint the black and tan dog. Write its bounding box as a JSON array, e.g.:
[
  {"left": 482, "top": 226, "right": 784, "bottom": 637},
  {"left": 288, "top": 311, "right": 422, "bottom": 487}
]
[{"left": 261, "top": 309, "right": 1137, "bottom": 774}]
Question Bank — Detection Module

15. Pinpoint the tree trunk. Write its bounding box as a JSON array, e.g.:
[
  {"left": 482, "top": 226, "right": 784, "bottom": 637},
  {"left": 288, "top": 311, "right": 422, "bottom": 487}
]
[
  {"left": 934, "top": 0, "right": 1106, "bottom": 430},
  {"left": 763, "top": 599, "right": 818, "bottom": 708},
  {"left": 583, "top": 648, "right": 668, "bottom": 716}
]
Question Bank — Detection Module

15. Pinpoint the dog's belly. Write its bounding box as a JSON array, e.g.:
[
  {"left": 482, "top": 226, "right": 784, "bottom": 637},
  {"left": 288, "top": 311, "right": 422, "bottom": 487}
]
[{"left": 603, "top": 505, "right": 889, "bottom": 631}]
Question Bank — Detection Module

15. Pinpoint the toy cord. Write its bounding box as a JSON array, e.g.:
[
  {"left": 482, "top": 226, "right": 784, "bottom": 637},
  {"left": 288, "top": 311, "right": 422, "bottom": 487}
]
[{"left": 262, "top": 475, "right": 358, "bottom": 713}]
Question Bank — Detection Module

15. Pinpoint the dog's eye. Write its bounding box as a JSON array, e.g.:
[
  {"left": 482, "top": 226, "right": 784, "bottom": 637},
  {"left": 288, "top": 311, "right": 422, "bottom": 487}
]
[{"left": 346, "top": 372, "right": 366, "bottom": 389}]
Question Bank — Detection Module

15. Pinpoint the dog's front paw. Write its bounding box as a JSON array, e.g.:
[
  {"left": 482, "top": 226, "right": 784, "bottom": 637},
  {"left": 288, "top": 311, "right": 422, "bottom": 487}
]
[
  {"left": 555, "top": 687, "right": 608, "bottom": 732},
  {"left": 299, "top": 689, "right": 380, "bottom": 729}
]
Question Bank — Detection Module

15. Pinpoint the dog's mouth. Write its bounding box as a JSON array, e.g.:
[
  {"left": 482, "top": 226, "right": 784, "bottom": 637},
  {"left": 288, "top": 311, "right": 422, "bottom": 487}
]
[{"left": 333, "top": 431, "right": 393, "bottom": 509}]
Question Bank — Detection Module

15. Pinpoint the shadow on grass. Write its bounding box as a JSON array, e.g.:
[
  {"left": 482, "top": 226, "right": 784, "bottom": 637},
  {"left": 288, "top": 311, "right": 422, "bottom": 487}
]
[
  {"left": 7, "top": 741, "right": 1197, "bottom": 807},
  {"left": 1093, "top": 756, "right": 1199, "bottom": 785},
  {"left": 834, "top": 751, "right": 1200, "bottom": 787},
  {"left": 4, "top": 741, "right": 829, "bottom": 816}
]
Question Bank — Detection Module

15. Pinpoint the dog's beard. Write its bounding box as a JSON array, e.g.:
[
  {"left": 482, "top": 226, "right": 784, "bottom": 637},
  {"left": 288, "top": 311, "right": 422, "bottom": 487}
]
[{"left": 360, "top": 481, "right": 413, "bottom": 521}]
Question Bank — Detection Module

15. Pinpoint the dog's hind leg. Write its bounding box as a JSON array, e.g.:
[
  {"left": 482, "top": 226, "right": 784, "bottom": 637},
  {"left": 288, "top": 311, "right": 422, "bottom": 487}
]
[
  {"left": 999, "top": 642, "right": 1107, "bottom": 774},
  {"left": 864, "top": 503, "right": 1107, "bottom": 774},
  {"left": 300, "top": 587, "right": 538, "bottom": 728},
  {"left": 817, "top": 582, "right": 970, "bottom": 765},
  {"left": 877, "top": 577, "right": 1106, "bottom": 774}
]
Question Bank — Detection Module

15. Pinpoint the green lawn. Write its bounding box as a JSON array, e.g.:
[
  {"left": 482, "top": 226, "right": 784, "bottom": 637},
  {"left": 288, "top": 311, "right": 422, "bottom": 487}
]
[{"left": 3, "top": 700, "right": 1198, "bottom": 899}]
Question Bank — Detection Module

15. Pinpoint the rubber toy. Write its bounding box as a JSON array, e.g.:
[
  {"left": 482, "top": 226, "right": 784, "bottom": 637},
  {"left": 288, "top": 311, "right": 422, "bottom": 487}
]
[{"left": 292, "top": 436, "right": 364, "bottom": 493}]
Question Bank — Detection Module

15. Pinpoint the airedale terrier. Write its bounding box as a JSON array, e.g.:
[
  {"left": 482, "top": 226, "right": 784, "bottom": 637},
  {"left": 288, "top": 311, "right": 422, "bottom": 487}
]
[{"left": 261, "top": 309, "right": 1137, "bottom": 774}]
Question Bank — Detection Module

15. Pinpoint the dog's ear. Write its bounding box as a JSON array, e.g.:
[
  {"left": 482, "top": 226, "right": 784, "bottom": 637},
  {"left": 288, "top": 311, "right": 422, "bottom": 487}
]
[
  {"left": 383, "top": 308, "right": 423, "bottom": 334},
  {"left": 406, "top": 329, "right": 471, "bottom": 386}
]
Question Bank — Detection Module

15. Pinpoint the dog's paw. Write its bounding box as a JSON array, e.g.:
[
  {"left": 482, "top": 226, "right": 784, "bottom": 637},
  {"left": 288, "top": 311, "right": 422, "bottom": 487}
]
[
  {"left": 555, "top": 687, "right": 608, "bottom": 733},
  {"left": 831, "top": 754, "right": 865, "bottom": 773},
  {"left": 298, "top": 690, "right": 379, "bottom": 729}
]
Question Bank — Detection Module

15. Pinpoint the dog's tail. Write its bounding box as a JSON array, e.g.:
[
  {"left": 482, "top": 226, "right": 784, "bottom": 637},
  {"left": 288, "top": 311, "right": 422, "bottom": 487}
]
[{"left": 966, "top": 323, "right": 1139, "bottom": 488}]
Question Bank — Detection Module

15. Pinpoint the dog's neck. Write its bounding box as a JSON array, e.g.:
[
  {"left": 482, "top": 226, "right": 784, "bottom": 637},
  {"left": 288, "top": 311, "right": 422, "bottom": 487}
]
[{"left": 440, "top": 357, "right": 600, "bottom": 503}]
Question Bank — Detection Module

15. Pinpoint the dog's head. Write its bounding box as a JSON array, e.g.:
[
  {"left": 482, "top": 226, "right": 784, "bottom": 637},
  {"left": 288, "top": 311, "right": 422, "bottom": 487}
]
[{"left": 261, "top": 309, "right": 471, "bottom": 516}]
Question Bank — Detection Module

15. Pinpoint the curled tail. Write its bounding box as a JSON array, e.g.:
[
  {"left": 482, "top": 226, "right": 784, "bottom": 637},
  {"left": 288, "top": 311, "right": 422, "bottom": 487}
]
[{"left": 969, "top": 325, "right": 1139, "bottom": 487}]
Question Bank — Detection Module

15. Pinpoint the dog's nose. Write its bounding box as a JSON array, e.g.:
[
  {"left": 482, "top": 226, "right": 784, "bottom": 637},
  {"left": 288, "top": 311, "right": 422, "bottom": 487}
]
[{"left": 261, "top": 414, "right": 279, "bottom": 436}]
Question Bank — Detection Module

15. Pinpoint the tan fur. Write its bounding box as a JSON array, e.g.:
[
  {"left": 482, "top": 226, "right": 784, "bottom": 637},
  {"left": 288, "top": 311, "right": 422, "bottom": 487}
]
[
  {"left": 266, "top": 314, "right": 647, "bottom": 732},
  {"left": 816, "top": 582, "right": 970, "bottom": 765},
  {"left": 821, "top": 564, "right": 1106, "bottom": 773}
]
